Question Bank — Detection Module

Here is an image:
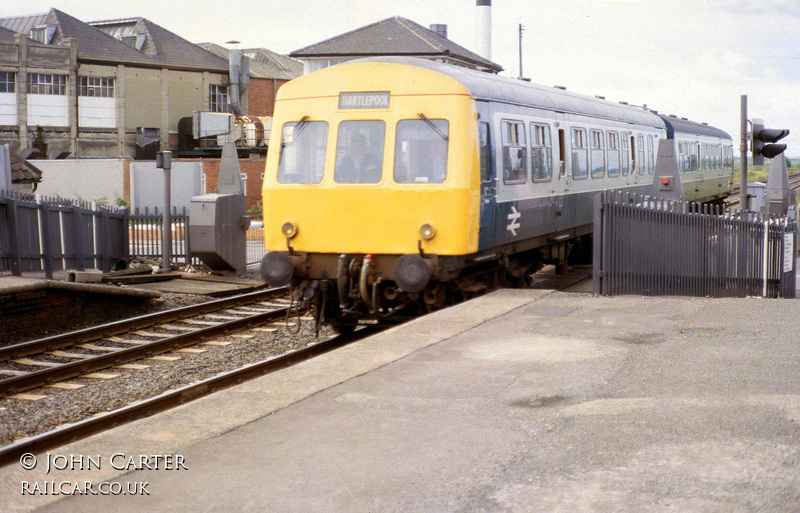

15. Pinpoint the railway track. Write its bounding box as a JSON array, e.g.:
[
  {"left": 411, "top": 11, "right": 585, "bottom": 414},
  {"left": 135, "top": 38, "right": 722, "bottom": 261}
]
[
  {"left": 725, "top": 172, "right": 800, "bottom": 210},
  {"left": 0, "top": 326, "right": 377, "bottom": 466},
  {"left": 0, "top": 287, "right": 292, "bottom": 397},
  {"left": 0, "top": 264, "right": 593, "bottom": 465}
]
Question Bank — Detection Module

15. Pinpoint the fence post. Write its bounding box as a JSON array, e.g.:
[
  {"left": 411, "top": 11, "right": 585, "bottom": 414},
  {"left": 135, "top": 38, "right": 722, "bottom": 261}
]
[
  {"left": 6, "top": 196, "right": 21, "bottom": 276},
  {"left": 69, "top": 205, "right": 86, "bottom": 271},
  {"left": 99, "top": 208, "right": 111, "bottom": 273},
  {"left": 183, "top": 206, "right": 192, "bottom": 264},
  {"left": 592, "top": 191, "right": 604, "bottom": 294},
  {"left": 37, "top": 199, "right": 53, "bottom": 279}
]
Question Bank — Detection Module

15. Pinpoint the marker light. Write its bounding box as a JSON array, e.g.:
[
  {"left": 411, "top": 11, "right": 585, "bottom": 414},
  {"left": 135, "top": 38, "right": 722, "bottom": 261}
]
[
  {"left": 281, "top": 221, "right": 298, "bottom": 239},
  {"left": 420, "top": 223, "right": 436, "bottom": 241}
]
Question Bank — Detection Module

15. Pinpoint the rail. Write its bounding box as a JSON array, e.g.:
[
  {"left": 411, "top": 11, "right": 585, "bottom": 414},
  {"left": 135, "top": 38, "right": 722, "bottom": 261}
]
[
  {"left": 0, "top": 288, "right": 288, "bottom": 396},
  {"left": 0, "top": 326, "right": 379, "bottom": 466}
]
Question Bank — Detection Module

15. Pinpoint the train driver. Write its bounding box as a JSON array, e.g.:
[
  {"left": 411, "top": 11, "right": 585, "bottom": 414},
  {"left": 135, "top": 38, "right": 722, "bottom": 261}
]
[{"left": 335, "top": 133, "right": 382, "bottom": 183}]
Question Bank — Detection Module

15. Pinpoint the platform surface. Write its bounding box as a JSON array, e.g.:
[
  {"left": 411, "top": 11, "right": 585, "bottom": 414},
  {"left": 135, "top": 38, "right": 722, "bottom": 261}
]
[{"left": 2, "top": 287, "right": 800, "bottom": 512}]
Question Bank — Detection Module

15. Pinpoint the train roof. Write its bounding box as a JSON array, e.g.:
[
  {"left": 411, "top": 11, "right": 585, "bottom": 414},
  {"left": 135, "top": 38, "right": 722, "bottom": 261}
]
[
  {"left": 348, "top": 57, "right": 730, "bottom": 140},
  {"left": 658, "top": 114, "right": 731, "bottom": 140}
]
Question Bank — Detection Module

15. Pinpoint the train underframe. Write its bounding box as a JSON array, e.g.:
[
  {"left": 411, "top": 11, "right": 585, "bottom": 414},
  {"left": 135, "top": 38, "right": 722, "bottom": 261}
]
[{"left": 263, "top": 227, "right": 594, "bottom": 334}]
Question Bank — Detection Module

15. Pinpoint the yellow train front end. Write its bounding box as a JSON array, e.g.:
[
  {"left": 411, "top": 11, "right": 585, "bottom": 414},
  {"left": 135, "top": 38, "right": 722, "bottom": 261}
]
[{"left": 260, "top": 60, "right": 481, "bottom": 329}]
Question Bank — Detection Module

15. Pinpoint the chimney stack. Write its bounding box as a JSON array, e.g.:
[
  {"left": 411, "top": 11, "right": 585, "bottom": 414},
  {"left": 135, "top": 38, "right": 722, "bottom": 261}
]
[
  {"left": 476, "top": 0, "right": 492, "bottom": 60},
  {"left": 430, "top": 24, "right": 448, "bottom": 39}
]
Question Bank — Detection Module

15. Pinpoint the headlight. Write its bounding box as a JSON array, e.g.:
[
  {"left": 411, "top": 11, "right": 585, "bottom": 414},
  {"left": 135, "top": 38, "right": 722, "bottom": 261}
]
[
  {"left": 420, "top": 223, "right": 436, "bottom": 241},
  {"left": 281, "top": 221, "right": 298, "bottom": 239}
]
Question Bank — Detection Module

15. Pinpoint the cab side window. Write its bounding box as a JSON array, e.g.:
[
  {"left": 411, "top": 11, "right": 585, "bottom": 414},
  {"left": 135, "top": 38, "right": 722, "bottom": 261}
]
[{"left": 479, "top": 122, "right": 492, "bottom": 182}]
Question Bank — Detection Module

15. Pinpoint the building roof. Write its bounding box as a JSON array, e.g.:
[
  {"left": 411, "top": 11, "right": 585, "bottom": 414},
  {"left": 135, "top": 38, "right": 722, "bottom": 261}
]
[
  {"left": 10, "top": 151, "right": 43, "bottom": 184},
  {"left": 0, "top": 25, "right": 16, "bottom": 41},
  {"left": 291, "top": 16, "right": 502, "bottom": 73},
  {"left": 92, "top": 17, "right": 229, "bottom": 71},
  {"left": 0, "top": 9, "right": 229, "bottom": 72},
  {"left": 199, "top": 43, "right": 303, "bottom": 80}
]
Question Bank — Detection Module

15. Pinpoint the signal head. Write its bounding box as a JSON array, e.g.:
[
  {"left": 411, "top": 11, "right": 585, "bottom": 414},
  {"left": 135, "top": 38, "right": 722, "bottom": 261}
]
[{"left": 752, "top": 120, "right": 789, "bottom": 166}]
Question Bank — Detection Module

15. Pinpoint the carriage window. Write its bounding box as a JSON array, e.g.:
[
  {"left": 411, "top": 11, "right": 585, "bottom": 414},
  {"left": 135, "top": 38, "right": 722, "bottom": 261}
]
[
  {"left": 480, "top": 122, "right": 492, "bottom": 182},
  {"left": 637, "top": 134, "right": 646, "bottom": 175},
  {"left": 620, "top": 132, "right": 630, "bottom": 176},
  {"left": 530, "top": 123, "right": 552, "bottom": 182},
  {"left": 607, "top": 131, "right": 620, "bottom": 177},
  {"left": 394, "top": 119, "right": 448, "bottom": 184},
  {"left": 690, "top": 142, "right": 699, "bottom": 172},
  {"left": 335, "top": 120, "right": 385, "bottom": 184},
  {"left": 571, "top": 128, "right": 588, "bottom": 179},
  {"left": 647, "top": 135, "right": 655, "bottom": 174},
  {"left": 277, "top": 120, "right": 328, "bottom": 184},
  {"left": 590, "top": 130, "right": 606, "bottom": 179},
  {"left": 502, "top": 120, "right": 527, "bottom": 184}
]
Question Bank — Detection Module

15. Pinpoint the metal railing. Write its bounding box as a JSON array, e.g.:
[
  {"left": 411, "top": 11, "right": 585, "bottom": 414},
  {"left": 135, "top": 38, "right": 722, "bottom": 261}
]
[
  {"left": 1, "top": 193, "right": 267, "bottom": 278},
  {"left": 128, "top": 206, "right": 193, "bottom": 266},
  {"left": 127, "top": 208, "right": 266, "bottom": 268},
  {"left": 593, "top": 190, "right": 796, "bottom": 298},
  {"left": 0, "top": 191, "right": 127, "bottom": 278}
]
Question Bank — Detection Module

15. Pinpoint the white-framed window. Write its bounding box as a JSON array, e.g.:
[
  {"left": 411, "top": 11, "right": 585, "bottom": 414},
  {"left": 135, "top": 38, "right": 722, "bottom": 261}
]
[
  {"left": 79, "top": 77, "right": 114, "bottom": 98},
  {"left": 502, "top": 120, "right": 527, "bottom": 184},
  {"left": 590, "top": 129, "right": 605, "bottom": 179},
  {"left": 27, "top": 73, "right": 67, "bottom": 95},
  {"left": 209, "top": 84, "right": 229, "bottom": 113},
  {"left": 607, "top": 131, "right": 620, "bottom": 177},
  {"left": 29, "top": 25, "right": 55, "bottom": 44},
  {"left": 78, "top": 77, "right": 116, "bottom": 128},
  {"left": 571, "top": 127, "right": 588, "bottom": 179},
  {"left": 530, "top": 123, "right": 552, "bottom": 182},
  {"left": 240, "top": 173, "right": 247, "bottom": 195},
  {"left": 27, "top": 74, "right": 68, "bottom": 126},
  {"left": 620, "top": 132, "right": 630, "bottom": 176},
  {"left": 0, "top": 71, "right": 16, "bottom": 125},
  {"left": 0, "top": 72, "right": 15, "bottom": 93}
]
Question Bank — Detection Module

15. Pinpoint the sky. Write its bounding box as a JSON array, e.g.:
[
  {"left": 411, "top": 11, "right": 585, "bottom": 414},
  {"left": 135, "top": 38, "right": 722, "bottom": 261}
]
[{"left": 3, "top": 0, "right": 800, "bottom": 155}]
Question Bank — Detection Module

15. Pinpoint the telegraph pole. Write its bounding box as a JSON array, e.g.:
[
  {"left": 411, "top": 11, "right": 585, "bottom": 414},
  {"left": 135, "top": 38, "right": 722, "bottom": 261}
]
[
  {"left": 518, "top": 24, "right": 525, "bottom": 78},
  {"left": 740, "top": 95, "right": 749, "bottom": 211}
]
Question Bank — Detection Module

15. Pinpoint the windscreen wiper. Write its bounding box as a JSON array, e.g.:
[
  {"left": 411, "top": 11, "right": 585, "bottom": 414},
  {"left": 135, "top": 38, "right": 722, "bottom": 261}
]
[
  {"left": 282, "top": 115, "right": 310, "bottom": 148},
  {"left": 417, "top": 113, "right": 448, "bottom": 141}
]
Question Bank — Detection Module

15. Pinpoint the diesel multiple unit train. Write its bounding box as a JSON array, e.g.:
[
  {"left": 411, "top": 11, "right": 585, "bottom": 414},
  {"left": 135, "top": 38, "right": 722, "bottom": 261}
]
[{"left": 260, "top": 56, "right": 734, "bottom": 330}]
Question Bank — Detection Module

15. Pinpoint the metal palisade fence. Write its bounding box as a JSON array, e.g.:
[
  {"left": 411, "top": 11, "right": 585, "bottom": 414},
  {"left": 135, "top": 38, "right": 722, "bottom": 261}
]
[
  {"left": 593, "top": 190, "right": 796, "bottom": 298},
  {"left": 1, "top": 192, "right": 267, "bottom": 278},
  {"left": 0, "top": 190, "right": 127, "bottom": 278}
]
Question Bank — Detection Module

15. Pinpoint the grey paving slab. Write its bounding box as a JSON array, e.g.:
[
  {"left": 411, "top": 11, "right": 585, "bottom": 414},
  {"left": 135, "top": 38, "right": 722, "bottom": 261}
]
[{"left": 3, "top": 290, "right": 799, "bottom": 513}]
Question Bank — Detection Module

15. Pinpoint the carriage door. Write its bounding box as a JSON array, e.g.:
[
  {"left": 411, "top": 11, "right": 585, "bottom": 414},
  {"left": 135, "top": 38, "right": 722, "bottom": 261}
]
[{"left": 478, "top": 121, "right": 497, "bottom": 250}]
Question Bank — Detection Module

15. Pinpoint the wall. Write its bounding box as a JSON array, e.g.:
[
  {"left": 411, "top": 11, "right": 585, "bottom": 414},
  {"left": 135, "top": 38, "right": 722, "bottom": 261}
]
[
  {"left": 0, "top": 288, "right": 153, "bottom": 343},
  {"left": 24, "top": 156, "right": 264, "bottom": 215},
  {"left": 124, "top": 68, "right": 161, "bottom": 131},
  {"left": 34, "top": 158, "right": 127, "bottom": 204},
  {"left": 201, "top": 157, "right": 265, "bottom": 213},
  {"left": 247, "top": 78, "right": 291, "bottom": 117},
  {"left": 168, "top": 71, "right": 203, "bottom": 128},
  {"left": 131, "top": 160, "right": 202, "bottom": 212}
]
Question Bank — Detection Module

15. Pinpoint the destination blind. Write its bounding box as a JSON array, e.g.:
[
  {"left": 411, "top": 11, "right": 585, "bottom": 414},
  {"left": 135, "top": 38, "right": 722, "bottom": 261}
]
[{"left": 339, "top": 92, "right": 390, "bottom": 110}]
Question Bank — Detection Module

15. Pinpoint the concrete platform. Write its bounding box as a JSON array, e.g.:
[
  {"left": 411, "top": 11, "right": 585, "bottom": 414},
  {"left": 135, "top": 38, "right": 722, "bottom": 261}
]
[{"left": 3, "top": 288, "right": 800, "bottom": 512}]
